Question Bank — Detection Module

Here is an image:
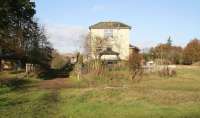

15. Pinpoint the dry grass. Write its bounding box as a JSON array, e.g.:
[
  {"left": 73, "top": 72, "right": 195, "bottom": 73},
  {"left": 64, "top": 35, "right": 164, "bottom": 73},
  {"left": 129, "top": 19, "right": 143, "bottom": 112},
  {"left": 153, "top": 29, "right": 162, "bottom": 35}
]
[{"left": 1, "top": 66, "right": 200, "bottom": 118}]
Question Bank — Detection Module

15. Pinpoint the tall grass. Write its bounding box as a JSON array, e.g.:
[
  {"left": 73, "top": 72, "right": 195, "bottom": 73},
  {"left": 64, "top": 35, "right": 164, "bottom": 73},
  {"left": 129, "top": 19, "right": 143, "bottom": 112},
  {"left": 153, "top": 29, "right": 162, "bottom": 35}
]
[{"left": 0, "top": 66, "right": 200, "bottom": 118}]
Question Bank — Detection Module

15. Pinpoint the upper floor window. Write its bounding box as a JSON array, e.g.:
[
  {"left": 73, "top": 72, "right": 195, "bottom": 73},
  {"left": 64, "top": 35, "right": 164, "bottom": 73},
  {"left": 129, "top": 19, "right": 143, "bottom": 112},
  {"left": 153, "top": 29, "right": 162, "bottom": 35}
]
[{"left": 104, "top": 29, "right": 113, "bottom": 38}]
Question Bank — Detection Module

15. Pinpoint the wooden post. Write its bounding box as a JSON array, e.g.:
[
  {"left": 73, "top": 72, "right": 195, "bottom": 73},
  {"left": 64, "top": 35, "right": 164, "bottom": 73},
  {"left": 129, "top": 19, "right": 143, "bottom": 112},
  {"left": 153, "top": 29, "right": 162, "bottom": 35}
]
[
  {"left": 0, "top": 59, "right": 2, "bottom": 71},
  {"left": 26, "top": 63, "right": 31, "bottom": 79}
]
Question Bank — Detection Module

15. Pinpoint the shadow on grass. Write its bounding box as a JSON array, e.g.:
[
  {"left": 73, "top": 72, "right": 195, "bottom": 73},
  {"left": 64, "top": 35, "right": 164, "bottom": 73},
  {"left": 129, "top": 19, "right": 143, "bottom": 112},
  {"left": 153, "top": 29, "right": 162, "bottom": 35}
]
[
  {"left": 39, "top": 63, "right": 74, "bottom": 80},
  {"left": 0, "top": 78, "right": 35, "bottom": 90},
  {"left": 0, "top": 95, "right": 30, "bottom": 107},
  {"left": 31, "top": 90, "right": 66, "bottom": 118},
  {"left": 10, "top": 70, "right": 25, "bottom": 74}
]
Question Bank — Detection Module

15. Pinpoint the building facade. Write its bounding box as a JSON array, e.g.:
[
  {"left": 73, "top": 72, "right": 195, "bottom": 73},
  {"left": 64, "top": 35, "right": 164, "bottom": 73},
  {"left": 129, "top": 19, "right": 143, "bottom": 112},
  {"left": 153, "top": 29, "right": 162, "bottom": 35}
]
[{"left": 89, "top": 21, "right": 131, "bottom": 60}]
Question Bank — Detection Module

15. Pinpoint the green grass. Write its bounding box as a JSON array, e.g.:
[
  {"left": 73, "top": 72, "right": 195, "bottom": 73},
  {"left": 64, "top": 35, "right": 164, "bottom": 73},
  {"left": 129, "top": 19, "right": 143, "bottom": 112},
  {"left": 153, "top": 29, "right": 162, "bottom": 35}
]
[{"left": 0, "top": 66, "right": 200, "bottom": 118}]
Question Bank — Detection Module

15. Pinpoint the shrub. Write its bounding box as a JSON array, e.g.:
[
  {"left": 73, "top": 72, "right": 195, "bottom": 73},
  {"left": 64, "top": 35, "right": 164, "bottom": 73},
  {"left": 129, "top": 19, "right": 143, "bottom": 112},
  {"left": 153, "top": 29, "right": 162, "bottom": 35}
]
[
  {"left": 82, "top": 59, "right": 106, "bottom": 75},
  {"left": 158, "top": 66, "right": 176, "bottom": 77}
]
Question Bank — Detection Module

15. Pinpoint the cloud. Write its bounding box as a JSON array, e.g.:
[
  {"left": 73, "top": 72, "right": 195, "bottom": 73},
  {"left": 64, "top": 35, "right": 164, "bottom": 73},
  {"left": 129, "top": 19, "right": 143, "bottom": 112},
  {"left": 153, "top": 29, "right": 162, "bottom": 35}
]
[{"left": 46, "top": 24, "right": 88, "bottom": 53}]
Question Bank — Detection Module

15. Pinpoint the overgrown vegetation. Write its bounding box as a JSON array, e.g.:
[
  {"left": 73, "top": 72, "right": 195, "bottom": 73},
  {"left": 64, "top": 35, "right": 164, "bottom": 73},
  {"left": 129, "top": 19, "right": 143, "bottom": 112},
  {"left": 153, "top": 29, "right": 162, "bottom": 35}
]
[
  {"left": 51, "top": 50, "right": 68, "bottom": 69},
  {"left": 1, "top": 1, "right": 200, "bottom": 118},
  {"left": 129, "top": 49, "right": 143, "bottom": 81},
  {"left": 1, "top": 66, "right": 200, "bottom": 118}
]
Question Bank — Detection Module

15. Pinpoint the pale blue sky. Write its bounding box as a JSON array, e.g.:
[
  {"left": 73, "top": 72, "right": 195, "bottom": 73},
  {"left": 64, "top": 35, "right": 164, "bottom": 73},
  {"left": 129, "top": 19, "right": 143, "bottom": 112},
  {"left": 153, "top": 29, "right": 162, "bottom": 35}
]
[{"left": 35, "top": 0, "right": 200, "bottom": 53}]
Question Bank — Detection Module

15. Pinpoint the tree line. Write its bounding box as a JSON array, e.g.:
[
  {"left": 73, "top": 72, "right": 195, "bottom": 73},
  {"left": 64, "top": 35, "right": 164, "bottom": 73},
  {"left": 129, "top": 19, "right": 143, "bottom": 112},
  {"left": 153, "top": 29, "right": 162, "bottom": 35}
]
[
  {"left": 0, "top": 0, "right": 52, "bottom": 70},
  {"left": 143, "top": 37, "right": 200, "bottom": 65}
]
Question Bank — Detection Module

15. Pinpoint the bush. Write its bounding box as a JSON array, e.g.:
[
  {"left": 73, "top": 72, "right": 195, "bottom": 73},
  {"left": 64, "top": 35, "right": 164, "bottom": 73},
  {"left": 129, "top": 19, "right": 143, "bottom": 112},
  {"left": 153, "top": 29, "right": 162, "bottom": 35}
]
[
  {"left": 158, "top": 66, "right": 176, "bottom": 77},
  {"left": 82, "top": 59, "right": 106, "bottom": 75},
  {"left": 51, "top": 51, "right": 67, "bottom": 69}
]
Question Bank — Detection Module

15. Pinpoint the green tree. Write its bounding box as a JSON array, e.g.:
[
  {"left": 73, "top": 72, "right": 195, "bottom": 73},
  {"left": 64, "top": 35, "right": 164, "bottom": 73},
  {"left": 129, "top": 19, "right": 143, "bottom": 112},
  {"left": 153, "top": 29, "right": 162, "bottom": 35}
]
[
  {"left": 0, "top": 0, "right": 52, "bottom": 69},
  {"left": 167, "top": 36, "right": 172, "bottom": 46}
]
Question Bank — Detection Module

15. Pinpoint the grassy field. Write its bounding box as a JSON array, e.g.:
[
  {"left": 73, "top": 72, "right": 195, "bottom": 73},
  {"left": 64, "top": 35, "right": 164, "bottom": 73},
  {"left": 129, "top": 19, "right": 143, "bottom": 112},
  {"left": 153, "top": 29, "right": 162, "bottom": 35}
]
[{"left": 0, "top": 66, "right": 200, "bottom": 118}]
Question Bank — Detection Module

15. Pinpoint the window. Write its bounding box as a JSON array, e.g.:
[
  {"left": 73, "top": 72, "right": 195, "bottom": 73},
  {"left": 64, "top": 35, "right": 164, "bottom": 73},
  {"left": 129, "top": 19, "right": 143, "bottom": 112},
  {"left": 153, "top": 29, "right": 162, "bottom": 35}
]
[{"left": 104, "top": 29, "right": 113, "bottom": 38}]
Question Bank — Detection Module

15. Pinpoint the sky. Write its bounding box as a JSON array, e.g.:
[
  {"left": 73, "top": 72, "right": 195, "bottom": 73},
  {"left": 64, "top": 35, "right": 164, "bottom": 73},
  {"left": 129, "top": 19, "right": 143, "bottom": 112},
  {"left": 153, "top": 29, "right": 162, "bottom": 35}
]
[{"left": 35, "top": 0, "right": 200, "bottom": 53}]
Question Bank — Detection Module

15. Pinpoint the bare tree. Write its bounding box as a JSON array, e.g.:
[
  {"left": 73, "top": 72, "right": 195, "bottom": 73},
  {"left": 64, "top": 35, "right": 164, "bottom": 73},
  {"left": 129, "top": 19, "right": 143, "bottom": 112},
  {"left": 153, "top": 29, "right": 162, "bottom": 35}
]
[
  {"left": 84, "top": 33, "right": 109, "bottom": 59},
  {"left": 129, "top": 50, "right": 143, "bottom": 81}
]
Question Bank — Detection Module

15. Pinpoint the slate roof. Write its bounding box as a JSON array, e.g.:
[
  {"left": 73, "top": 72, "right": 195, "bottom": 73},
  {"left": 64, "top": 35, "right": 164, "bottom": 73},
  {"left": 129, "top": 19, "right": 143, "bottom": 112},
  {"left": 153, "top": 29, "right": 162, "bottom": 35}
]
[{"left": 89, "top": 21, "right": 131, "bottom": 29}]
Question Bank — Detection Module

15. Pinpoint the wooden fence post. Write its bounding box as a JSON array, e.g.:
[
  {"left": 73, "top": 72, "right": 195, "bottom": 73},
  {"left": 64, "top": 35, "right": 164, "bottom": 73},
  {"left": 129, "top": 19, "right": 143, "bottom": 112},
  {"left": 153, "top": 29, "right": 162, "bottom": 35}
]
[{"left": 0, "top": 59, "right": 2, "bottom": 71}]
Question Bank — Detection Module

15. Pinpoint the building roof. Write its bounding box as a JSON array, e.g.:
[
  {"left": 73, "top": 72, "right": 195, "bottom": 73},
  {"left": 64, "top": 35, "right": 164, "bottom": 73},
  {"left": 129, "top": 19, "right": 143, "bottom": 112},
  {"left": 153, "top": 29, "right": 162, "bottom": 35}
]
[{"left": 89, "top": 21, "right": 131, "bottom": 29}]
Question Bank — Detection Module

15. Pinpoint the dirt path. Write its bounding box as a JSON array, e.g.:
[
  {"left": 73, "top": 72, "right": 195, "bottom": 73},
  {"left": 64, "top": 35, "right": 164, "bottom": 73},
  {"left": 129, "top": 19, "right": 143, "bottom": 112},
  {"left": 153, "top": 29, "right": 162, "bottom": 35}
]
[{"left": 38, "top": 78, "right": 74, "bottom": 89}]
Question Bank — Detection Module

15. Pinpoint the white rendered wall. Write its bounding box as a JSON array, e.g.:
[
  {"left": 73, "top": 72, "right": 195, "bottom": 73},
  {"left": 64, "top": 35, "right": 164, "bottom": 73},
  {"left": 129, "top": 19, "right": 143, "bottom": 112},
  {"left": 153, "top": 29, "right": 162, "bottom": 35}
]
[{"left": 90, "top": 28, "right": 130, "bottom": 60}]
